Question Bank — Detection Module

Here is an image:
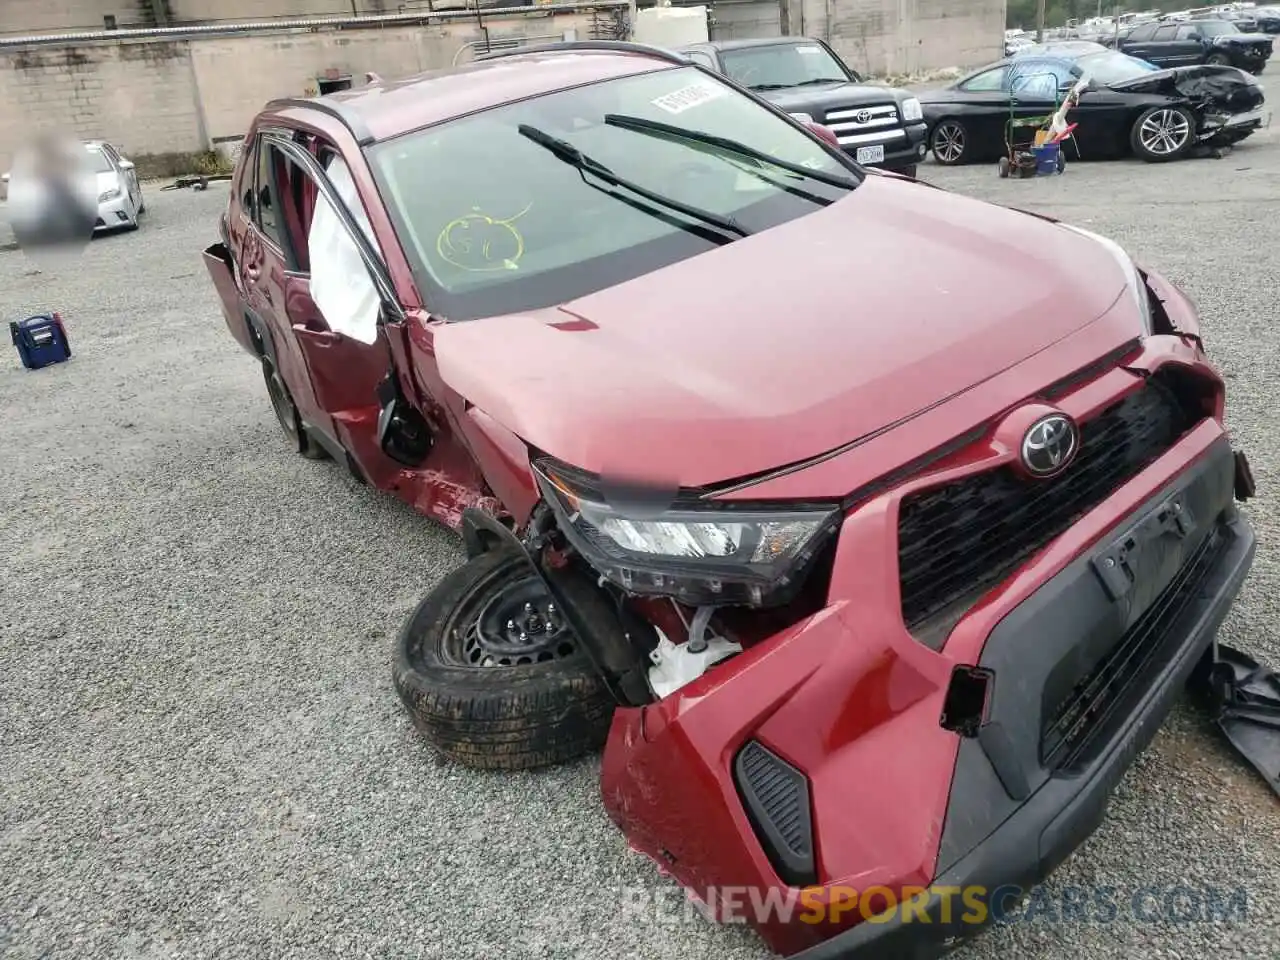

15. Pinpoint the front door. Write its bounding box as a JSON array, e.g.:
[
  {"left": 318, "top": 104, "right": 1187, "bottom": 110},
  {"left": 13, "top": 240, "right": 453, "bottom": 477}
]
[{"left": 255, "top": 132, "right": 418, "bottom": 491}]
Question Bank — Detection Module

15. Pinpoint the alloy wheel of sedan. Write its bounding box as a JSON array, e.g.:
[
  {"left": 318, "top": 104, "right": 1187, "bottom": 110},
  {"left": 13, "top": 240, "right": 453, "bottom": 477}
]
[
  {"left": 1133, "top": 106, "right": 1194, "bottom": 161},
  {"left": 931, "top": 120, "right": 968, "bottom": 165}
]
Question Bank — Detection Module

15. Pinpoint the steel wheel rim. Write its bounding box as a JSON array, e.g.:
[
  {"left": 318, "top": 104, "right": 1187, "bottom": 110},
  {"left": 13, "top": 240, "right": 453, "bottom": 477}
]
[
  {"left": 1139, "top": 109, "right": 1191, "bottom": 155},
  {"left": 442, "top": 572, "right": 579, "bottom": 669},
  {"left": 934, "top": 122, "right": 965, "bottom": 162}
]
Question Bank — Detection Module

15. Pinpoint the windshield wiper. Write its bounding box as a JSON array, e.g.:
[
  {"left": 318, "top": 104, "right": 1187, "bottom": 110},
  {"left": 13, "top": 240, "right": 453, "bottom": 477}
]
[
  {"left": 603, "top": 113, "right": 858, "bottom": 191},
  {"left": 516, "top": 123, "right": 750, "bottom": 240}
]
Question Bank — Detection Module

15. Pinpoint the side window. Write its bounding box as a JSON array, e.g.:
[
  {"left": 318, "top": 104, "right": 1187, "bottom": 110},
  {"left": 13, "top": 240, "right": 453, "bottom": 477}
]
[
  {"left": 1128, "top": 23, "right": 1156, "bottom": 41},
  {"left": 1153, "top": 24, "right": 1178, "bottom": 40},
  {"left": 1011, "top": 60, "right": 1073, "bottom": 97},
  {"left": 1176, "top": 25, "right": 1199, "bottom": 39},
  {"left": 686, "top": 50, "right": 718, "bottom": 70},
  {"left": 959, "top": 65, "right": 1011, "bottom": 92},
  {"left": 255, "top": 140, "right": 285, "bottom": 249}
]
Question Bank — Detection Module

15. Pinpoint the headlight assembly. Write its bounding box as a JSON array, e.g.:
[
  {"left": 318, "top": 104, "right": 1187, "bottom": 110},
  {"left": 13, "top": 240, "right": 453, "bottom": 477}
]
[
  {"left": 901, "top": 97, "right": 924, "bottom": 123},
  {"left": 533, "top": 458, "right": 841, "bottom": 608},
  {"left": 1059, "top": 223, "right": 1153, "bottom": 335}
]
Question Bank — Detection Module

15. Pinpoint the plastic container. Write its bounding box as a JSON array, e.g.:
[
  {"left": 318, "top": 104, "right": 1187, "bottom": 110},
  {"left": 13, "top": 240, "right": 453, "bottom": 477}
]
[{"left": 1032, "top": 142, "right": 1061, "bottom": 176}]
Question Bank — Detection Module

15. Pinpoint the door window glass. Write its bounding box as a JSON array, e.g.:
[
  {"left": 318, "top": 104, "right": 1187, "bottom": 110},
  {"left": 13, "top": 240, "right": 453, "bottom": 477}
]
[
  {"left": 255, "top": 140, "right": 285, "bottom": 249},
  {"left": 959, "top": 66, "right": 1011, "bottom": 92},
  {"left": 1153, "top": 25, "right": 1178, "bottom": 40}
]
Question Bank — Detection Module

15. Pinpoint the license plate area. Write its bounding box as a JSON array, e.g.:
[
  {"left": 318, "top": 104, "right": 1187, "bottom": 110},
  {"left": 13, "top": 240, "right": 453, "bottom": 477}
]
[
  {"left": 856, "top": 144, "right": 885, "bottom": 164},
  {"left": 1092, "top": 492, "right": 1197, "bottom": 610}
]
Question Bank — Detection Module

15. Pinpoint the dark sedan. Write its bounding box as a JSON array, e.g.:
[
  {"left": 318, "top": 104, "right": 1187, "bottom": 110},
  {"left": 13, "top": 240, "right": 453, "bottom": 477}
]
[
  {"left": 920, "top": 47, "right": 1268, "bottom": 165},
  {"left": 1253, "top": 7, "right": 1280, "bottom": 33},
  {"left": 1117, "top": 18, "right": 1273, "bottom": 73}
]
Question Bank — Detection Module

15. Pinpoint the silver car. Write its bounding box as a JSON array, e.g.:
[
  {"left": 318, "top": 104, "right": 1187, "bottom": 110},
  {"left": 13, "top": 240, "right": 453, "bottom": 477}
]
[
  {"left": 1, "top": 138, "right": 145, "bottom": 235},
  {"left": 85, "top": 140, "right": 145, "bottom": 232}
]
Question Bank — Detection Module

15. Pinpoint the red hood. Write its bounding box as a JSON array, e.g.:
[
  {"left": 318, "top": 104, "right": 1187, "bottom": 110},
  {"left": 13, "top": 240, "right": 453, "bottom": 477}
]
[{"left": 433, "top": 175, "right": 1131, "bottom": 489}]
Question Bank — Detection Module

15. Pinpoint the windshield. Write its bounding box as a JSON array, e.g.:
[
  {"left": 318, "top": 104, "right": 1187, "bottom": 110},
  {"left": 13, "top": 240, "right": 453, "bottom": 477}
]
[
  {"left": 366, "top": 66, "right": 858, "bottom": 321},
  {"left": 1197, "top": 20, "right": 1240, "bottom": 36},
  {"left": 85, "top": 148, "right": 114, "bottom": 174},
  {"left": 1076, "top": 50, "right": 1161, "bottom": 84},
  {"left": 717, "top": 42, "right": 852, "bottom": 91}
]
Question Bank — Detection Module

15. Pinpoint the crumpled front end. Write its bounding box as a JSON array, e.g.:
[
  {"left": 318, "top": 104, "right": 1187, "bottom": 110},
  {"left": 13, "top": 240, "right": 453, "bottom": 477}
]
[{"left": 599, "top": 281, "right": 1256, "bottom": 958}]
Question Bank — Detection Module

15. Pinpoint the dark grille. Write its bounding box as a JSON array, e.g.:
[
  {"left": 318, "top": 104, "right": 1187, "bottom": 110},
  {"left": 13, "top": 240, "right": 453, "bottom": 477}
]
[
  {"left": 1041, "top": 524, "right": 1227, "bottom": 772},
  {"left": 897, "top": 373, "right": 1201, "bottom": 647}
]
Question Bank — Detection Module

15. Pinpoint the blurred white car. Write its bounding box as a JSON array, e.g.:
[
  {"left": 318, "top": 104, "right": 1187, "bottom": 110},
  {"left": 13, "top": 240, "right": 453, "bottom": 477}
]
[{"left": 2, "top": 139, "right": 145, "bottom": 234}]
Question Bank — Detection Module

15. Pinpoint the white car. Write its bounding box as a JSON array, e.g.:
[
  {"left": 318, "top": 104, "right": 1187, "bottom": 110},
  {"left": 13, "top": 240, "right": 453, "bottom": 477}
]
[{"left": 2, "top": 138, "right": 145, "bottom": 235}]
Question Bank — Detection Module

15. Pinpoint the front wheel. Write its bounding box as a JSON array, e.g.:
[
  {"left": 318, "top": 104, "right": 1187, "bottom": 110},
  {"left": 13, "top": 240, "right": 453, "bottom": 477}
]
[
  {"left": 393, "top": 549, "right": 617, "bottom": 770},
  {"left": 1131, "top": 105, "right": 1195, "bottom": 162},
  {"left": 930, "top": 120, "right": 969, "bottom": 165},
  {"left": 1206, "top": 52, "right": 1233, "bottom": 66}
]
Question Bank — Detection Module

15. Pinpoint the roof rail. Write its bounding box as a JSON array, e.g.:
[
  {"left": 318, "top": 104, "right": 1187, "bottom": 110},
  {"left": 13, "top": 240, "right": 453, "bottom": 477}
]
[
  {"left": 265, "top": 97, "right": 377, "bottom": 146},
  {"left": 473, "top": 40, "right": 691, "bottom": 66}
]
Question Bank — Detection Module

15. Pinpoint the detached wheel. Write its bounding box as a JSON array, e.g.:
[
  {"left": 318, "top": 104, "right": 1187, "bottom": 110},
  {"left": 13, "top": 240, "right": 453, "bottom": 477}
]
[
  {"left": 930, "top": 119, "right": 969, "bottom": 165},
  {"left": 262, "top": 356, "right": 328, "bottom": 460},
  {"left": 998, "top": 156, "right": 1011, "bottom": 178},
  {"left": 393, "top": 550, "right": 617, "bottom": 771},
  {"left": 1131, "top": 105, "right": 1195, "bottom": 162}
]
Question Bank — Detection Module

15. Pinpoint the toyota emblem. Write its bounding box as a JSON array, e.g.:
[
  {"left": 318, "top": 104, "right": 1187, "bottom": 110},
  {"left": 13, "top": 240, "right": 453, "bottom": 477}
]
[
  {"left": 855, "top": 109, "right": 872, "bottom": 124},
  {"left": 1020, "top": 413, "right": 1079, "bottom": 478}
]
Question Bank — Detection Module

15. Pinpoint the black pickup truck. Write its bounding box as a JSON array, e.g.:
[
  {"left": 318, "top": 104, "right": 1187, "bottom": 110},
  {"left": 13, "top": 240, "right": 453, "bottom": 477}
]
[
  {"left": 1118, "top": 17, "right": 1273, "bottom": 73},
  {"left": 679, "top": 37, "right": 928, "bottom": 176}
]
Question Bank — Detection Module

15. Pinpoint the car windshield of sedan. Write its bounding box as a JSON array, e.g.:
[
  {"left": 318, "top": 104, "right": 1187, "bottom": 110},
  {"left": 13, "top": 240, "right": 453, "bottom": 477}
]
[
  {"left": 85, "top": 147, "right": 114, "bottom": 174},
  {"left": 717, "top": 42, "right": 854, "bottom": 90},
  {"left": 1075, "top": 50, "right": 1161, "bottom": 84},
  {"left": 1197, "top": 20, "right": 1241, "bottom": 36},
  {"left": 367, "top": 66, "right": 859, "bottom": 321}
]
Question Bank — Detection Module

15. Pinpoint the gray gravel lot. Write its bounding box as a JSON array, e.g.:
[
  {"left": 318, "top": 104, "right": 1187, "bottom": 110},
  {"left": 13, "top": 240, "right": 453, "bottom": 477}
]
[{"left": 2, "top": 80, "right": 1279, "bottom": 960}]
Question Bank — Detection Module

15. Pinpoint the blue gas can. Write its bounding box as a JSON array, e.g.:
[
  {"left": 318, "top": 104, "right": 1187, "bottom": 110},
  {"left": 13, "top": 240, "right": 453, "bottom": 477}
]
[{"left": 10, "top": 313, "right": 72, "bottom": 370}]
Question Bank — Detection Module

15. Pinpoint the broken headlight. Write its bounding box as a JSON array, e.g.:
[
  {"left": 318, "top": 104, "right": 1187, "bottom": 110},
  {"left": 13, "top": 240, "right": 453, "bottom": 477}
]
[
  {"left": 1059, "top": 223, "right": 1154, "bottom": 336},
  {"left": 532, "top": 458, "right": 841, "bottom": 608}
]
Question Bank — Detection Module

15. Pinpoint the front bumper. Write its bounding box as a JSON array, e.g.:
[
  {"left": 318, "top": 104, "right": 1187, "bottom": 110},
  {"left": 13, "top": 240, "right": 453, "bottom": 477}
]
[
  {"left": 95, "top": 194, "right": 134, "bottom": 231},
  {"left": 840, "top": 122, "right": 928, "bottom": 171},
  {"left": 600, "top": 338, "right": 1256, "bottom": 957},
  {"left": 790, "top": 448, "right": 1256, "bottom": 960}
]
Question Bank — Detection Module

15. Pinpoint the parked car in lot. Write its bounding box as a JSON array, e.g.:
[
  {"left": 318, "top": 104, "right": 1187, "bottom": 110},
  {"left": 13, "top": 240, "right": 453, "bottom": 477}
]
[
  {"left": 921, "top": 46, "right": 1268, "bottom": 164},
  {"left": 678, "top": 37, "right": 928, "bottom": 175},
  {"left": 1117, "top": 17, "right": 1273, "bottom": 72},
  {"left": 204, "top": 39, "right": 1257, "bottom": 960},
  {"left": 1252, "top": 6, "right": 1280, "bottom": 32},
  {"left": 2, "top": 138, "right": 145, "bottom": 235}
]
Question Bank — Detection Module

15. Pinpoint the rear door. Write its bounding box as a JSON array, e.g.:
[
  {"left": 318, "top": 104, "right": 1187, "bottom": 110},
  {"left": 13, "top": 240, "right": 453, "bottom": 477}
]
[
  {"left": 1144, "top": 23, "right": 1186, "bottom": 65},
  {"left": 1168, "top": 24, "right": 1205, "bottom": 65},
  {"left": 1118, "top": 21, "right": 1160, "bottom": 61},
  {"left": 235, "top": 131, "right": 333, "bottom": 447}
]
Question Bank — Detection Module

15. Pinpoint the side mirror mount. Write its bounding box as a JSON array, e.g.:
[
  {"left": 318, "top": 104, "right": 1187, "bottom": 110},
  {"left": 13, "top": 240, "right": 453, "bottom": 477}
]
[
  {"left": 118, "top": 158, "right": 135, "bottom": 171},
  {"left": 805, "top": 121, "right": 841, "bottom": 149}
]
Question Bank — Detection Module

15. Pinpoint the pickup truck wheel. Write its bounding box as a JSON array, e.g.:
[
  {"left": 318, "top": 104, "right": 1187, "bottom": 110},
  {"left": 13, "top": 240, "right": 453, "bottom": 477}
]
[
  {"left": 1131, "top": 105, "right": 1195, "bottom": 162},
  {"left": 930, "top": 120, "right": 969, "bottom": 165},
  {"left": 262, "top": 357, "right": 328, "bottom": 460},
  {"left": 1206, "top": 52, "right": 1233, "bottom": 66},
  {"left": 393, "top": 549, "right": 616, "bottom": 771}
]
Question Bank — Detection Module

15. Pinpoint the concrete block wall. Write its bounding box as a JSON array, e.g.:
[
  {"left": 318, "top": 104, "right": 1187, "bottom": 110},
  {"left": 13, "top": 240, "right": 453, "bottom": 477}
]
[
  {"left": 0, "top": 1, "right": 390, "bottom": 36},
  {"left": 0, "top": 10, "right": 606, "bottom": 175},
  {"left": 784, "top": 0, "right": 1006, "bottom": 77}
]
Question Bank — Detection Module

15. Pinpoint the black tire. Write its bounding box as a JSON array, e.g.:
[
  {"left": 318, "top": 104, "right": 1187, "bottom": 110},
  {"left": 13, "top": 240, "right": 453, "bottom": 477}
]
[
  {"left": 1206, "top": 52, "right": 1233, "bottom": 66},
  {"left": 393, "top": 550, "right": 617, "bottom": 770},
  {"left": 998, "top": 156, "right": 1011, "bottom": 178},
  {"left": 262, "top": 356, "right": 328, "bottom": 460},
  {"left": 1130, "top": 104, "right": 1196, "bottom": 163},
  {"left": 1251, "top": 64, "right": 1266, "bottom": 75},
  {"left": 893, "top": 163, "right": 918, "bottom": 178},
  {"left": 930, "top": 119, "right": 969, "bottom": 165}
]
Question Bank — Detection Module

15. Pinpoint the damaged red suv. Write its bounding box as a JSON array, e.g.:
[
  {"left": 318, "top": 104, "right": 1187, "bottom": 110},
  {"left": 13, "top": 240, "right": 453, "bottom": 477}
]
[{"left": 204, "top": 41, "right": 1257, "bottom": 960}]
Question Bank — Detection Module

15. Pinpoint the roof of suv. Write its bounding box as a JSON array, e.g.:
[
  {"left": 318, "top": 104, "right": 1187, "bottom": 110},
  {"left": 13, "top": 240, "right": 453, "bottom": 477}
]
[{"left": 268, "top": 45, "right": 683, "bottom": 145}]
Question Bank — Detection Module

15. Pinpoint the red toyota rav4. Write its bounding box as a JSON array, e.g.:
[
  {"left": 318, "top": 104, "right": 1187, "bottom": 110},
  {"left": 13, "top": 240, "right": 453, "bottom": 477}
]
[{"left": 204, "top": 41, "right": 1257, "bottom": 960}]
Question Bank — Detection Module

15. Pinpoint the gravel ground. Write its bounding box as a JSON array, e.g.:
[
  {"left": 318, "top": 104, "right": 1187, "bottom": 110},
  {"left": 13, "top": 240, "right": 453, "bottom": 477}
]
[{"left": 2, "top": 80, "right": 1279, "bottom": 960}]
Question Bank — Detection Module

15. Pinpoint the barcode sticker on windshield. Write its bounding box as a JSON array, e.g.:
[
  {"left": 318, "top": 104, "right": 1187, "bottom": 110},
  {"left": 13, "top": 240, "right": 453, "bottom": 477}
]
[{"left": 651, "top": 81, "right": 726, "bottom": 115}]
